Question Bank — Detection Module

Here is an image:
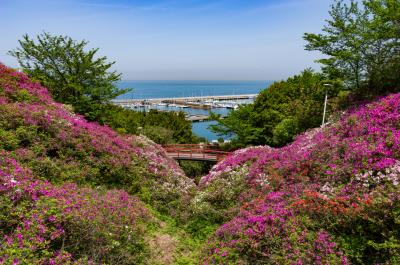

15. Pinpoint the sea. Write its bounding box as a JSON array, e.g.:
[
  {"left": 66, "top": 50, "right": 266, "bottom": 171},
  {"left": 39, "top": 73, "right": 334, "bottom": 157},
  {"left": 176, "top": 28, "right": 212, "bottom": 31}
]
[{"left": 117, "top": 80, "right": 272, "bottom": 141}]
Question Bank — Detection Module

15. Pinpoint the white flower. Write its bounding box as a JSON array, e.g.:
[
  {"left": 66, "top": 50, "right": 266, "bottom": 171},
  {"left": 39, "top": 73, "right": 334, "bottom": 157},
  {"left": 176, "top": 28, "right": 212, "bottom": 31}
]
[{"left": 321, "top": 183, "right": 334, "bottom": 193}]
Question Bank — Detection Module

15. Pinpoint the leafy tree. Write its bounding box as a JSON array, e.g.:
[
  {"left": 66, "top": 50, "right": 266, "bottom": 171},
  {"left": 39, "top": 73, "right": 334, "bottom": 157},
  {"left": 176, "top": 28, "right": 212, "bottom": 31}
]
[
  {"left": 210, "top": 104, "right": 259, "bottom": 148},
  {"left": 304, "top": 0, "right": 400, "bottom": 95},
  {"left": 214, "top": 0, "right": 399, "bottom": 148},
  {"left": 9, "top": 32, "right": 130, "bottom": 119},
  {"left": 98, "top": 105, "right": 202, "bottom": 144},
  {"left": 211, "top": 70, "right": 343, "bottom": 147},
  {"left": 8, "top": 33, "right": 204, "bottom": 144}
]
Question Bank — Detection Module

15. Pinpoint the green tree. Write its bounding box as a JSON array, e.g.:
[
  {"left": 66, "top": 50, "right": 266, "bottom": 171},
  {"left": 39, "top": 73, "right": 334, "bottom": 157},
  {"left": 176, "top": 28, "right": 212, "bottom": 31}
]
[
  {"left": 304, "top": 0, "right": 400, "bottom": 95},
  {"left": 9, "top": 32, "right": 130, "bottom": 119},
  {"left": 211, "top": 70, "right": 343, "bottom": 147},
  {"left": 97, "top": 105, "right": 202, "bottom": 144}
]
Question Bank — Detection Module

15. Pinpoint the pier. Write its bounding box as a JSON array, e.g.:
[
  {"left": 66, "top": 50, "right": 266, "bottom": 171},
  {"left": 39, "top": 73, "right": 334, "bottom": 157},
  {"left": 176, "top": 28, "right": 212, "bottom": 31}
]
[
  {"left": 186, "top": 114, "right": 210, "bottom": 122},
  {"left": 113, "top": 94, "right": 258, "bottom": 106},
  {"left": 185, "top": 114, "right": 227, "bottom": 122}
]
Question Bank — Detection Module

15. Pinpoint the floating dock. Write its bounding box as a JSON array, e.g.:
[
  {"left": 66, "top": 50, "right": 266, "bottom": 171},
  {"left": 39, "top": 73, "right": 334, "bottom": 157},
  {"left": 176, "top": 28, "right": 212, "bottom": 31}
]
[{"left": 186, "top": 115, "right": 211, "bottom": 122}]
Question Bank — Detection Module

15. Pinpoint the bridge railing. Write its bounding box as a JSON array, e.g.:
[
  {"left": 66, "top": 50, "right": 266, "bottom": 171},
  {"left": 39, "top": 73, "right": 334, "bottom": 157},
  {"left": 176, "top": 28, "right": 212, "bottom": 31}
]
[{"left": 162, "top": 144, "right": 230, "bottom": 162}]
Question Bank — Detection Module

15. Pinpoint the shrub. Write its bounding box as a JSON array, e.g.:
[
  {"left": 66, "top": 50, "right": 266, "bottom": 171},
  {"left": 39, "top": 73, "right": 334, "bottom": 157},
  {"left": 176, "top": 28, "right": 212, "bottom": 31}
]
[
  {"left": 0, "top": 153, "right": 150, "bottom": 264},
  {"left": 200, "top": 93, "right": 400, "bottom": 264},
  {"left": 0, "top": 64, "right": 195, "bottom": 216}
]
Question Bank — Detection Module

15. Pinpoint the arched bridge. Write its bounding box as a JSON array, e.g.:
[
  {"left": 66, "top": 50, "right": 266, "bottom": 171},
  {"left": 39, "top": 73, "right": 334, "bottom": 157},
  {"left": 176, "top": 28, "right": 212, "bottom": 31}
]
[{"left": 163, "top": 144, "right": 230, "bottom": 162}]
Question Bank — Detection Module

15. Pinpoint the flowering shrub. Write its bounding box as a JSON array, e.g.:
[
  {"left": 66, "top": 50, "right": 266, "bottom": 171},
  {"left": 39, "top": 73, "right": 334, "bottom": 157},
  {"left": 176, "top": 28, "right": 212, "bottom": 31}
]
[
  {"left": 0, "top": 152, "right": 150, "bottom": 264},
  {"left": 204, "top": 192, "right": 349, "bottom": 265},
  {"left": 200, "top": 93, "right": 400, "bottom": 264},
  {"left": 190, "top": 165, "right": 250, "bottom": 223},
  {"left": 0, "top": 64, "right": 198, "bottom": 262},
  {"left": 0, "top": 64, "right": 195, "bottom": 215}
]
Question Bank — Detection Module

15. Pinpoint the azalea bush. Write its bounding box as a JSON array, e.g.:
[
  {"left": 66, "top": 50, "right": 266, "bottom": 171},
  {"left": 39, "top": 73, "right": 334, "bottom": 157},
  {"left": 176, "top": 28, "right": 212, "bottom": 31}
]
[
  {"left": 0, "top": 63, "right": 197, "bottom": 263},
  {"left": 0, "top": 152, "right": 150, "bottom": 264},
  {"left": 190, "top": 164, "right": 250, "bottom": 224},
  {"left": 2, "top": 61, "right": 400, "bottom": 264},
  {"left": 204, "top": 192, "right": 349, "bottom": 265},
  {"left": 200, "top": 93, "right": 400, "bottom": 264},
  {"left": 0, "top": 64, "right": 194, "bottom": 216}
]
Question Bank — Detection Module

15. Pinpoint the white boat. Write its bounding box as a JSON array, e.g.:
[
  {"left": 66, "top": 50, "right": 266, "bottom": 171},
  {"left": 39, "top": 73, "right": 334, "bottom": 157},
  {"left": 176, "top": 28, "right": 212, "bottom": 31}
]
[{"left": 220, "top": 103, "right": 232, "bottom": 108}]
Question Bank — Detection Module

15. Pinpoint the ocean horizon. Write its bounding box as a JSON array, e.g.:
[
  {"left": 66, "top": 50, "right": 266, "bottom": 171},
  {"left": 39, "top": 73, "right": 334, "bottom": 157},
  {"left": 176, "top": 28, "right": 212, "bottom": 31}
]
[{"left": 117, "top": 80, "right": 273, "bottom": 100}]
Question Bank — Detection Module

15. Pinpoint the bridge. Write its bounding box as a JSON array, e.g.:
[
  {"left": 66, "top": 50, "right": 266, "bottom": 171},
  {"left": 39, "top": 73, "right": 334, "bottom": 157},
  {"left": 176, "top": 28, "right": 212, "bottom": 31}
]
[{"left": 163, "top": 144, "right": 231, "bottom": 162}]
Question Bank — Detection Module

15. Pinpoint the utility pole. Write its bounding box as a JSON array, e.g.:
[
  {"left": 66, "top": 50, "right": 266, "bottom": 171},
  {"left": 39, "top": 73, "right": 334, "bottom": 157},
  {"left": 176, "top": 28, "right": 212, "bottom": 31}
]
[{"left": 322, "top": 84, "right": 333, "bottom": 127}]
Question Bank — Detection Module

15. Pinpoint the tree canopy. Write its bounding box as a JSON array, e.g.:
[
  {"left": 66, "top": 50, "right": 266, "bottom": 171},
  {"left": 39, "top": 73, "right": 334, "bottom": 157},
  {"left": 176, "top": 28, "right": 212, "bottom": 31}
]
[
  {"left": 9, "top": 33, "right": 202, "bottom": 145},
  {"left": 9, "top": 32, "right": 130, "bottom": 119},
  {"left": 213, "top": 0, "right": 399, "bottom": 148},
  {"left": 304, "top": 0, "right": 400, "bottom": 95},
  {"left": 99, "top": 105, "right": 203, "bottom": 144},
  {"left": 211, "top": 70, "right": 343, "bottom": 147}
]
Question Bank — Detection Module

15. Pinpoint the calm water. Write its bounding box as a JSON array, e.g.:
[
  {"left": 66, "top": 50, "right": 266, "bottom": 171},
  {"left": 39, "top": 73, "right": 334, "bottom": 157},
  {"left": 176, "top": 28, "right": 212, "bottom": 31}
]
[
  {"left": 117, "top": 80, "right": 270, "bottom": 99},
  {"left": 117, "top": 80, "right": 272, "bottom": 141},
  {"left": 192, "top": 120, "right": 229, "bottom": 141}
]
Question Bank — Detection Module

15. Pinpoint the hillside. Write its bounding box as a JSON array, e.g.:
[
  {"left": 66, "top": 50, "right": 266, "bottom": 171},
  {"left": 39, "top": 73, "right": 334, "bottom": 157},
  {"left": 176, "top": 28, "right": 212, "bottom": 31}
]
[
  {"left": 1, "top": 63, "right": 400, "bottom": 264},
  {"left": 0, "top": 64, "right": 195, "bottom": 263},
  {"left": 194, "top": 93, "right": 400, "bottom": 264}
]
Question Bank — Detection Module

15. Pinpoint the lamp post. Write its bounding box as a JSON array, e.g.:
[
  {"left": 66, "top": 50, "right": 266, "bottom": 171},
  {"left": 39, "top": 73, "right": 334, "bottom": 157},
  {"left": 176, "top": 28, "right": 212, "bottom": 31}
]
[{"left": 322, "top": 83, "right": 333, "bottom": 127}]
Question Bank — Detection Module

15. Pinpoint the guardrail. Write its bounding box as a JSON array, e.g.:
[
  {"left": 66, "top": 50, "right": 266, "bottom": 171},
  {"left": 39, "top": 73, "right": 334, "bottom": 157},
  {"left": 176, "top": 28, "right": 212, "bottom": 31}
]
[{"left": 162, "top": 144, "right": 230, "bottom": 162}]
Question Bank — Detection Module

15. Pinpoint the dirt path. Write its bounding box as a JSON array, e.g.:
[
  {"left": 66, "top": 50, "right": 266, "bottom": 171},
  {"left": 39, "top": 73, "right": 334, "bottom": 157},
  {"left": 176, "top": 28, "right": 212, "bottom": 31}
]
[
  {"left": 145, "top": 218, "right": 203, "bottom": 265},
  {"left": 147, "top": 222, "right": 178, "bottom": 265}
]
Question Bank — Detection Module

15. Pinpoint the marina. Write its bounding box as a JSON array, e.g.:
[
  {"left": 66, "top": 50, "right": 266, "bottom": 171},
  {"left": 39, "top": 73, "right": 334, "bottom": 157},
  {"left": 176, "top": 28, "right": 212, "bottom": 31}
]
[
  {"left": 115, "top": 80, "right": 269, "bottom": 141},
  {"left": 112, "top": 94, "right": 256, "bottom": 123},
  {"left": 113, "top": 94, "right": 257, "bottom": 110}
]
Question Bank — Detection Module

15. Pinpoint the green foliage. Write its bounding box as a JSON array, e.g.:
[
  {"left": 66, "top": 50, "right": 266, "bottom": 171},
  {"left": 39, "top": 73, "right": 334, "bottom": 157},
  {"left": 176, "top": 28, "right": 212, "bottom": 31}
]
[
  {"left": 60, "top": 206, "right": 149, "bottom": 264},
  {"left": 8, "top": 89, "right": 31, "bottom": 102},
  {"left": 179, "top": 160, "right": 213, "bottom": 183},
  {"left": 304, "top": 0, "right": 400, "bottom": 95},
  {"left": 145, "top": 211, "right": 216, "bottom": 265},
  {"left": 9, "top": 32, "right": 130, "bottom": 119},
  {"left": 211, "top": 0, "right": 400, "bottom": 148},
  {"left": 306, "top": 195, "right": 400, "bottom": 264},
  {"left": 8, "top": 33, "right": 201, "bottom": 145},
  {"left": 98, "top": 104, "right": 202, "bottom": 144},
  {"left": 210, "top": 104, "right": 258, "bottom": 148},
  {"left": 7, "top": 32, "right": 204, "bottom": 147},
  {"left": 0, "top": 129, "right": 20, "bottom": 151},
  {"left": 0, "top": 65, "right": 199, "bottom": 263},
  {"left": 141, "top": 126, "right": 174, "bottom": 145},
  {"left": 272, "top": 117, "right": 300, "bottom": 146},
  {"left": 211, "top": 69, "right": 344, "bottom": 147},
  {"left": 190, "top": 165, "right": 250, "bottom": 224},
  {"left": 184, "top": 217, "right": 219, "bottom": 241}
]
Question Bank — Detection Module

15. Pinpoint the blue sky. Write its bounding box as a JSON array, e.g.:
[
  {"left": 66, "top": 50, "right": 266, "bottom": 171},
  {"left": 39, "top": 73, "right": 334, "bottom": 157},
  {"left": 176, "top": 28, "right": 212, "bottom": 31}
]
[{"left": 0, "top": 0, "right": 332, "bottom": 80}]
